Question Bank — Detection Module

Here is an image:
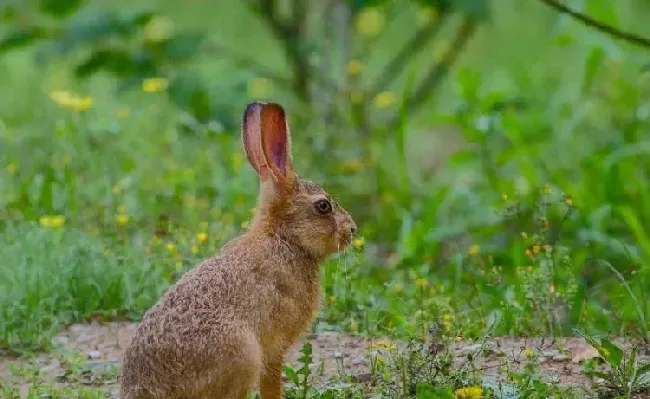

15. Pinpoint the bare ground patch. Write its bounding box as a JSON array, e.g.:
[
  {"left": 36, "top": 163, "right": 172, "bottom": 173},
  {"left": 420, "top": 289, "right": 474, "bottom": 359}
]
[{"left": 1, "top": 322, "right": 649, "bottom": 398}]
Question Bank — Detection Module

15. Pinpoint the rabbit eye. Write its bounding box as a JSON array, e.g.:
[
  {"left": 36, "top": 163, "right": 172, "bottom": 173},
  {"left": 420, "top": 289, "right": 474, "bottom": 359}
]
[{"left": 315, "top": 199, "right": 332, "bottom": 215}]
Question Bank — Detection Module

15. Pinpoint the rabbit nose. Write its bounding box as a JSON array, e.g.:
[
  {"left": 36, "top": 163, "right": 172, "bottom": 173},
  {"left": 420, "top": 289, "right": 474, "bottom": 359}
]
[{"left": 350, "top": 223, "right": 357, "bottom": 235}]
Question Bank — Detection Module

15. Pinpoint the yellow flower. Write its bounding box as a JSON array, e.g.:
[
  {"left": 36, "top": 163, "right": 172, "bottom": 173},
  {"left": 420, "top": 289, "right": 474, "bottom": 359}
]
[
  {"left": 166, "top": 243, "right": 176, "bottom": 253},
  {"left": 526, "top": 265, "right": 533, "bottom": 272},
  {"left": 525, "top": 249, "right": 533, "bottom": 258},
  {"left": 142, "top": 78, "right": 169, "bottom": 93},
  {"left": 7, "top": 163, "right": 16, "bottom": 174},
  {"left": 191, "top": 245, "right": 199, "bottom": 254},
  {"left": 532, "top": 245, "right": 541, "bottom": 255},
  {"left": 455, "top": 336, "right": 463, "bottom": 343},
  {"left": 374, "top": 91, "right": 396, "bottom": 108},
  {"left": 565, "top": 195, "right": 573, "bottom": 207},
  {"left": 117, "top": 107, "right": 130, "bottom": 119},
  {"left": 39, "top": 215, "right": 65, "bottom": 228},
  {"left": 247, "top": 77, "right": 273, "bottom": 99},
  {"left": 353, "top": 237, "right": 364, "bottom": 248},
  {"left": 524, "top": 348, "right": 534, "bottom": 359},
  {"left": 346, "top": 60, "right": 363, "bottom": 75},
  {"left": 49, "top": 90, "right": 74, "bottom": 107},
  {"left": 355, "top": 8, "right": 385, "bottom": 36},
  {"left": 116, "top": 214, "right": 129, "bottom": 226},
  {"left": 415, "top": 278, "right": 428, "bottom": 288},
  {"left": 349, "top": 321, "right": 358, "bottom": 332},
  {"left": 502, "top": 194, "right": 508, "bottom": 201},
  {"left": 468, "top": 244, "right": 481, "bottom": 255},
  {"left": 544, "top": 184, "right": 552, "bottom": 194},
  {"left": 454, "top": 385, "right": 483, "bottom": 399},
  {"left": 328, "top": 296, "right": 336, "bottom": 304},
  {"left": 72, "top": 96, "right": 93, "bottom": 112},
  {"left": 443, "top": 313, "right": 452, "bottom": 321},
  {"left": 196, "top": 232, "right": 208, "bottom": 243}
]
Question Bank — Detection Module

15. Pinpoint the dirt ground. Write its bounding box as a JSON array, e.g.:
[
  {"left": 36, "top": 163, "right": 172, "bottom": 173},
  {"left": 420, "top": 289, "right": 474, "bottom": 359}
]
[{"left": 1, "top": 322, "right": 649, "bottom": 398}]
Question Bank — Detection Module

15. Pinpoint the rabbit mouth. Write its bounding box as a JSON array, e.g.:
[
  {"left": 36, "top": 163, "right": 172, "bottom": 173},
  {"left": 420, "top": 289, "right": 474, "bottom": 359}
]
[{"left": 338, "top": 232, "right": 353, "bottom": 248}]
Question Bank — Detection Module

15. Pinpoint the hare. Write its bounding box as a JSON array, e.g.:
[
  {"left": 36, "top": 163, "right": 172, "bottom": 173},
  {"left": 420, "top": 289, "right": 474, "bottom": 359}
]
[{"left": 119, "top": 102, "right": 357, "bottom": 399}]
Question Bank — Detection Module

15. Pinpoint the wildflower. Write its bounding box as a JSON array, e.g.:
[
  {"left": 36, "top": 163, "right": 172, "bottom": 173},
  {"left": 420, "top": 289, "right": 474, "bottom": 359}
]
[
  {"left": 532, "top": 245, "right": 541, "bottom": 255},
  {"left": 544, "top": 244, "right": 553, "bottom": 253},
  {"left": 241, "top": 220, "right": 250, "bottom": 230},
  {"left": 328, "top": 296, "right": 336, "bottom": 304},
  {"left": 197, "top": 232, "right": 208, "bottom": 243},
  {"left": 520, "top": 232, "right": 528, "bottom": 240},
  {"left": 544, "top": 184, "right": 552, "bottom": 194},
  {"left": 468, "top": 244, "right": 480, "bottom": 255},
  {"left": 524, "top": 348, "right": 534, "bottom": 359},
  {"left": 549, "top": 284, "right": 555, "bottom": 293},
  {"left": 117, "top": 107, "right": 130, "bottom": 119},
  {"left": 116, "top": 214, "right": 129, "bottom": 226},
  {"left": 415, "top": 278, "right": 428, "bottom": 288},
  {"left": 375, "top": 355, "right": 384, "bottom": 364},
  {"left": 353, "top": 237, "right": 364, "bottom": 248},
  {"left": 7, "top": 163, "right": 16, "bottom": 174},
  {"left": 525, "top": 249, "right": 533, "bottom": 258},
  {"left": 247, "top": 77, "right": 273, "bottom": 98},
  {"left": 112, "top": 185, "right": 121, "bottom": 195},
  {"left": 374, "top": 91, "right": 396, "bottom": 108},
  {"left": 443, "top": 313, "right": 452, "bottom": 321},
  {"left": 166, "top": 243, "right": 176, "bottom": 253},
  {"left": 142, "top": 77, "right": 169, "bottom": 93},
  {"left": 39, "top": 215, "right": 65, "bottom": 228},
  {"left": 191, "top": 245, "right": 199, "bottom": 254},
  {"left": 454, "top": 385, "right": 483, "bottom": 399},
  {"left": 565, "top": 195, "right": 573, "bottom": 207},
  {"left": 346, "top": 60, "right": 363, "bottom": 75},
  {"left": 502, "top": 194, "right": 508, "bottom": 201},
  {"left": 526, "top": 265, "right": 533, "bottom": 272},
  {"left": 455, "top": 336, "right": 463, "bottom": 343},
  {"left": 355, "top": 8, "right": 385, "bottom": 36},
  {"left": 349, "top": 321, "right": 358, "bottom": 332},
  {"left": 72, "top": 96, "right": 93, "bottom": 112}
]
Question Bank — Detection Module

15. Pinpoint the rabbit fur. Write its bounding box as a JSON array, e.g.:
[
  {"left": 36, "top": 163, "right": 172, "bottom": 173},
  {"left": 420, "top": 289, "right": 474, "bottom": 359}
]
[{"left": 119, "top": 102, "right": 357, "bottom": 399}]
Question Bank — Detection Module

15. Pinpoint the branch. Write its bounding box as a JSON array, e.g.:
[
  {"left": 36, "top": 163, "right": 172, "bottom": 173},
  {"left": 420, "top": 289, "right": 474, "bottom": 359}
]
[
  {"left": 386, "top": 19, "right": 478, "bottom": 132},
  {"left": 538, "top": 0, "right": 650, "bottom": 49},
  {"left": 367, "top": 11, "right": 450, "bottom": 99}
]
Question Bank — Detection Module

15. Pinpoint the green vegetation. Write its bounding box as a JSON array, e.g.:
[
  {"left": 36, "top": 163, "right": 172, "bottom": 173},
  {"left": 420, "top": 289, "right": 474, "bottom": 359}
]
[{"left": 2, "top": 0, "right": 650, "bottom": 397}]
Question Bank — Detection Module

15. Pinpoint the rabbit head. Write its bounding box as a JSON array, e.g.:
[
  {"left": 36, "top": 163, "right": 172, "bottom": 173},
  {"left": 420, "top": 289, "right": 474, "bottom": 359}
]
[{"left": 242, "top": 102, "right": 356, "bottom": 260}]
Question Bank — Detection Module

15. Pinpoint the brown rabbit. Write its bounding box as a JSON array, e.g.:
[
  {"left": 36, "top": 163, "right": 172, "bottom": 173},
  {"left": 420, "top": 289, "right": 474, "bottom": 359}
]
[{"left": 119, "top": 102, "right": 357, "bottom": 399}]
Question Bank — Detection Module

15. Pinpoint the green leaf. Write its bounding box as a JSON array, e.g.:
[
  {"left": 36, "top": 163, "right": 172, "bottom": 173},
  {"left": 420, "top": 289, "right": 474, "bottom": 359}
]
[
  {"left": 0, "top": 27, "right": 46, "bottom": 54},
  {"left": 582, "top": 47, "right": 605, "bottom": 94},
  {"left": 585, "top": 0, "right": 618, "bottom": 27},
  {"left": 75, "top": 49, "right": 135, "bottom": 77},
  {"left": 455, "top": 0, "right": 490, "bottom": 21},
  {"left": 599, "top": 338, "right": 624, "bottom": 368},
  {"left": 159, "top": 33, "right": 204, "bottom": 62},
  {"left": 637, "top": 362, "right": 650, "bottom": 376},
  {"left": 40, "top": 0, "right": 84, "bottom": 18},
  {"left": 416, "top": 384, "right": 454, "bottom": 399}
]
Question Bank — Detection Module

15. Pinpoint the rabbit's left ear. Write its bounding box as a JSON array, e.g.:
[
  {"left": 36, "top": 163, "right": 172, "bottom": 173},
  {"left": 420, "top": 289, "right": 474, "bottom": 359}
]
[{"left": 260, "top": 103, "right": 294, "bottom": 187}]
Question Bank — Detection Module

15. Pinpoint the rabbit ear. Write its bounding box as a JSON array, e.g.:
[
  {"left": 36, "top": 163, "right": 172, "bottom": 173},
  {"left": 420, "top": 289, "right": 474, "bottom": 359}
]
[
  {"left": 242, "top": 102, "right": 270, "bottom": 179},
  {"left": 260, "top": 103, "right": 294, "bottom": 186}
]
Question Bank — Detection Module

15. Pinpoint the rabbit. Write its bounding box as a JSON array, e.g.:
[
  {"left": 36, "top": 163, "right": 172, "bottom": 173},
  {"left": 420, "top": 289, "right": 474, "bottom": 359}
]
[{"left": 119, "top": 101, "right": 357, "bottom": 399}]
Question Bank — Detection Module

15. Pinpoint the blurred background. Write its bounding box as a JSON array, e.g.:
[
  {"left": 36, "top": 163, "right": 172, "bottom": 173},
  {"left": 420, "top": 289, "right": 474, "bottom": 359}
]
[{"left": 2, "top": 0, "right": 650, "bottom": 353}]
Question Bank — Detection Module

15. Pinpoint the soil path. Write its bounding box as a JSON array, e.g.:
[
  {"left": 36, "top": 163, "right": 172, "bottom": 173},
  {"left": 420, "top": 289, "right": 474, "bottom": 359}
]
[{"left": 1, "top": 322, "right": 649, "bottom": 398}]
